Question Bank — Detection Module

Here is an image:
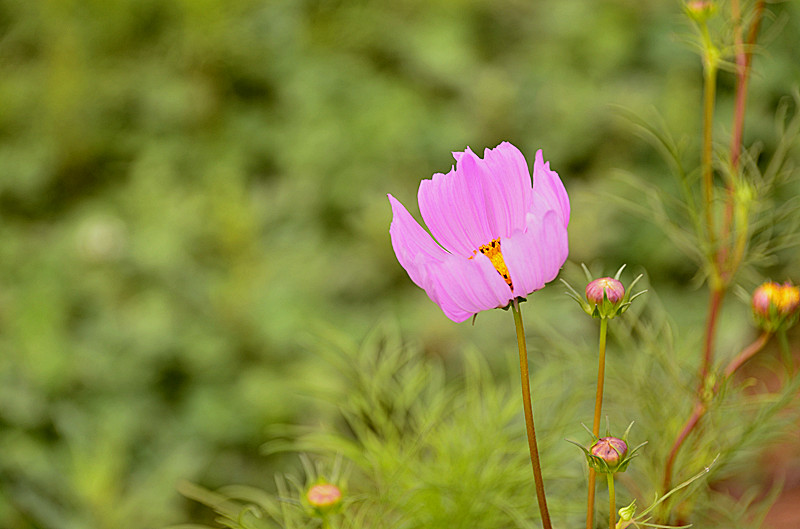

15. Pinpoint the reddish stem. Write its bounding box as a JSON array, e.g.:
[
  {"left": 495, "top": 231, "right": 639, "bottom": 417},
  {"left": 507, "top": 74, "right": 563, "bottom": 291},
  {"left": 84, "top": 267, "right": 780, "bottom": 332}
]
[
  {"left": 721, "top": 0, "right": 765, "bottom": 272},
  {"left": 730, "top": 0, "right": 765, "bottom": 170},
  {"left": 699, "top": 288, "right": 725, "bottom": 385},
  {"left": 663, "top": 401, "right": 707, "bottom": 493},
  {"left": 723, "top": 331, "right": 771, "bottom": 379},
  {"left": 662, "top": 332, "right": 770, "bottom": 494}
]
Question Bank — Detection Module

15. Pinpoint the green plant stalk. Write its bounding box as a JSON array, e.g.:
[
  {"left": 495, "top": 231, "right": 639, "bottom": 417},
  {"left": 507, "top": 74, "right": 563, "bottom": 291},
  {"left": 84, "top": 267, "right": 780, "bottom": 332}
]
[
  {"left": 511, "top": 298, "right": 552, "bottom": 529},
  {"left": 607, "top": 473, "right": 616, "bottom": 529},
  {"left": 700, "top": 22, "right": 719, "bottom": 259},
  {"left": 586, "top": 317, "right": 609, "bottom": 529},
  {"left": 777, "top": 329, "right": 793, "bottom": 375}
]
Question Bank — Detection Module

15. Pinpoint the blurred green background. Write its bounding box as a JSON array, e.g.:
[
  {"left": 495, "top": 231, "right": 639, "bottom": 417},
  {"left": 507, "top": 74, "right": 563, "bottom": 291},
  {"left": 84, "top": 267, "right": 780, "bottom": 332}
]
[{"left": 1, "top": 0, "right": 799, "bottom": 527}]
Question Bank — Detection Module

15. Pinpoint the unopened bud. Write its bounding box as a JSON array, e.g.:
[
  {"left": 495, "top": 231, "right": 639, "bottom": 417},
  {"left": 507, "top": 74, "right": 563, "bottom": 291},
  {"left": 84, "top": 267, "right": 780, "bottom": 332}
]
[
  {"left": 586, "top": 277, "right": 625, "bottom": 305},
  {"left": 618, "top": 500, "right": 636, "bottom": 522},
  {"left": 306, "top": 483, "right": 342, "bottom": 516},
  {"left": 563, "top": 265, "right": 645, "bottom": 320},
  {"left": 591, "top": 437, "right": 628, "bottom": 468},
  {"left": 752, "top": 281, "right": 800, "bottom": 332},
  {"left": 686, "top": 0, "right": 716, "bottom": 22},
  {"left": 753, "top": 282, "right": 780, "bottom": 316}
]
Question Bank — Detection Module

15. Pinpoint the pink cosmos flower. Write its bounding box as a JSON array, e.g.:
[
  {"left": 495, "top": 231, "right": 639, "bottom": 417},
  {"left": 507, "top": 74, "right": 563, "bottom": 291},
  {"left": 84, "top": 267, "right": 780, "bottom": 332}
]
[{"left": 388, "top": 142, "right": 570, "bottom": 322}]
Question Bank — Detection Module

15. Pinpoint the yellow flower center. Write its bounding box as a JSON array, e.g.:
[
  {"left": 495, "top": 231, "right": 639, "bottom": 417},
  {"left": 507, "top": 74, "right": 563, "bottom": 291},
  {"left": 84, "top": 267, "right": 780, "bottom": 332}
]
[{"left": 471, "top": 238, "right": 513, "bottom": 290}]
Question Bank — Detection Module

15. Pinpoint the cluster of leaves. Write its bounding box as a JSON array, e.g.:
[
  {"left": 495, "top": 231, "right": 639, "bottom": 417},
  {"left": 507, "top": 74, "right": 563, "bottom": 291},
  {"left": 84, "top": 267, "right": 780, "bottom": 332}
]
[{"left": 174, "top": 323, "right": 591, "bottom": 528}]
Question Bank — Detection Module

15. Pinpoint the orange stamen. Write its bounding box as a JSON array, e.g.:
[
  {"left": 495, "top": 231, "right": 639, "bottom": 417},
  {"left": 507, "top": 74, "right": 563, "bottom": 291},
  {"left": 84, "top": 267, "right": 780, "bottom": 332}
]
[{"left": 470, "top": 238, "right": 513, "bottom": 290}]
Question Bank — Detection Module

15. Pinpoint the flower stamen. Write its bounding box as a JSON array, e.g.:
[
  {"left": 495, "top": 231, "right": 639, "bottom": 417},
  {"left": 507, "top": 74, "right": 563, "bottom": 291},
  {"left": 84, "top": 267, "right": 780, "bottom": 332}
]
[{"left": 471, "top": 238, "right": 513, "bottom": 290}]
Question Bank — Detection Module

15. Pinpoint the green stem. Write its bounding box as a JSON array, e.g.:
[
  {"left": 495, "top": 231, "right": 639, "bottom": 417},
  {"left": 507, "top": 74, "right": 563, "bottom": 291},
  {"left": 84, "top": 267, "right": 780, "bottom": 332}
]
[
  {"left": 700, "top": 24, "right": 719, "bottom": 258},
  {"left": 586, "top": 318, "right": 609, "bottom": 529},
  {"left": 607, "top": 473, "right": 616, "bottom": 529},
  {"left": 778, "top": 329, "right": 793, "bottom": 375},
  {"left": 511, "top": 299, "right": 553, "bottom": 529}
]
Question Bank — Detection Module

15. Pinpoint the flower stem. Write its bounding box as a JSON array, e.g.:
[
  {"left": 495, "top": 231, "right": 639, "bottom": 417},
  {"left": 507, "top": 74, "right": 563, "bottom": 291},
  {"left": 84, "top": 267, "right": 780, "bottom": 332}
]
[
  {"left": 700, "top": 23, "right": 719, "bottom": 254},
  {"left": 721, "top": 0, "right": 765, "bottom": 276},
  {"left": 586, "top": 318, "right": 609, "bottom": 529},
  {"left": 730, "top": 0, "right": 765, "bottom": 171},
  {"left": 662, "top": 332, "right": 770, "bottom": 494},
  {"left": 723, "top": 331, "right": 771, "bottom": 378},
  {"left": 777, "top": 329, "right": 793, "bottom": 375},
  {"left": 699, "top": 288, "right": 725, "bottom": 385},
  {"left": 607, "top": 473, "right": 616, "bottom": 529},
  {"left": 511, "top": 298, "right": 552, "bottom": 529}
]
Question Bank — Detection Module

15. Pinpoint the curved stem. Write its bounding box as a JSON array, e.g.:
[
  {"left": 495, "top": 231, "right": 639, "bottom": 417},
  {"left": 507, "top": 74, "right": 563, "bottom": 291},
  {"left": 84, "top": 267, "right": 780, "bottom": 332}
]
[
  {"left": 723, "top": 331, "right": 771, "bottom": 378},
  {"left": 511, "top": 299, "right": 552, "bottom": 529},
  {"left": 607, "top": 473, "right": 617, "bottom": 529},
  {"left": 663, "top": 332, "right": 770, "bottom": 493},
  {"left": 586, "top": 318, "right": 609, "bottom": 529}
]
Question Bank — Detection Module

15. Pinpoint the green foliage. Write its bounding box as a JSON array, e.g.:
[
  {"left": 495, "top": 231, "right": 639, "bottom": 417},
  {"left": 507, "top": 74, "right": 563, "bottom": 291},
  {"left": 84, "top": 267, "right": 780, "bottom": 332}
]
[
  {"left": 1, "top": 0, "right": 799, "bottom": 527},
  {"left": 183, "top": 323, "right": 591, "bottom": 528}
]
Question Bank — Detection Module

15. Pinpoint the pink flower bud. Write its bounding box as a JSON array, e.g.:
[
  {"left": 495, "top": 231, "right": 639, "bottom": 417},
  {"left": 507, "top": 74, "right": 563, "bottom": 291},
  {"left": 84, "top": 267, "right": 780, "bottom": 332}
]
[
  {"left": 752, "top": 281, "right": 800, "bottom": 331},
  {"left": 686, "top": 0, "right": 716, "bottom": 21},
  {"left": 591, "top": 437, "right": 628, "bottom": 468},
  {"left": 306, "top": 483, "right": 342, "bottom": 509},
  {"left": 586, "top": 277, "right": 625, "bottom": 305},
  {"left": 752, "top": 282, "right": 781, "bottom": 317}
]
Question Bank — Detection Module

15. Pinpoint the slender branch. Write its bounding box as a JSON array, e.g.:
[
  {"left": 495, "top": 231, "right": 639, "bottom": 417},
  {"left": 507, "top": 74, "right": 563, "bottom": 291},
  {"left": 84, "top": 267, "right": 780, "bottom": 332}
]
[
  {"left": 699, "top": 288, "right": 725, "bottom": 385},
  {"left": 662, "top": 332, "right": 770, "bottom": 493},
  {"left": 730, "top": 0, "right": 766, "bottom": 170},
  {"left": 511, "top": 299, "right": 552, "bottom": 529},
  {"left": 723, "top": 331, "right": 771, "bottom": 378},
  {"left": 662, "top": 401, "right": 706, "bottom": 494},
  {"left": 586, "top": 318, "right": 609, "bottom": 529},
  {"left": 722, "top": 0, "right": 765, "bottom": 274}
]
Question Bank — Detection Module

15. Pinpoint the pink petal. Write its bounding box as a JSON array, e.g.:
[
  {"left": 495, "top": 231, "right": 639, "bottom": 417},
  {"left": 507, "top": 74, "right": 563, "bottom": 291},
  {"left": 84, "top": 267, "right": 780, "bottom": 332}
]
[
  {"left": 388, "top": 194, "right": 450, "bottom": 290},
  {"left": 502, "top": 210, "right": 569, "bottom": 297},
  {"left": 418, "top": 160, "right": 494, "bottom": 257},
  {"left": 425, "top": 253, "right": 514, "bottom": 322},
  {"left": 418, "top": 143, "right": 536, "bottom": 255},
  {"left": 532, "top": 150, "right": 570, "bottom": 227},
  {"left": 479, "top": 142, "right": 533, "bottom": 237}
]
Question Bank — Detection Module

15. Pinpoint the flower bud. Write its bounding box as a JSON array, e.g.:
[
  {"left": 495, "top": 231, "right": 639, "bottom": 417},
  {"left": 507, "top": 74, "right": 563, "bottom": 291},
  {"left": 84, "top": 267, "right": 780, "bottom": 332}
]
[
  {"left": 752, "top": 281, "right": 800, "bottom": 332},
  {"left": 563, "top": 265, "right": 645, "bottom": 320},
  {"left": 591, "top": 437, "right": 628, "bottom": 468},
  {"left": 569, "top": 422, "right": 646, "bottom": 476},
  {"left": 306, "top": 483, "right": 342, "bottom": 516},
  {"left": 752, "top": 282, "right": 780, "bottom": 316},
  {"left": 586, "top": 277, "right": 625, "bottom": 305},
  {"left": 686, "top": 0, "right": 716, "bottom": 22},
  {"left": 618, "top": 500, "right": 636, "bottom": 522}
]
